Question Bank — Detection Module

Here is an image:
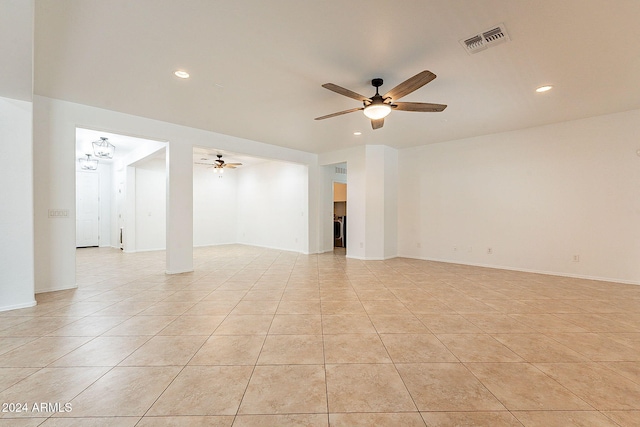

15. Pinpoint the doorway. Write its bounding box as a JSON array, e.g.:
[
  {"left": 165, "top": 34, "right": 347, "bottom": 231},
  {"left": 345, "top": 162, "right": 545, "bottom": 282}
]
[
  {"left": 76, "top": 171, "right": 100, "bottom": 247},
  {"left": 333, "top": 182, "right": 347, "bottom": 249}
]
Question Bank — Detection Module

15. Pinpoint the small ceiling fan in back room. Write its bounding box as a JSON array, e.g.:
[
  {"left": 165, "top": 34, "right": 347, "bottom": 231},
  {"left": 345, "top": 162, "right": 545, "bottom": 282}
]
[
  {"left": 195, "top": 154, "right": 242, "bottom": 173},
  {"left": 315, "top": 70, "right": 447, "bottom": 129}
]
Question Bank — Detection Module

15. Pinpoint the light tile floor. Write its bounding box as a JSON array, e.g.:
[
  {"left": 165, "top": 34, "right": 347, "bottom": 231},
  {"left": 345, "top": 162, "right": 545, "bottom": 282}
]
[{"left": 1, "top": 245, "right": 639, "bottom": 426}]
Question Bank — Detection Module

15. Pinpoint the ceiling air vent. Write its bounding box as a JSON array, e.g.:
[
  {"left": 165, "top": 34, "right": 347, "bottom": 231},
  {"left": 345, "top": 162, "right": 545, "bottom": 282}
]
[{"left": 460, "top": 23, "right": 510, "bottom": 55}]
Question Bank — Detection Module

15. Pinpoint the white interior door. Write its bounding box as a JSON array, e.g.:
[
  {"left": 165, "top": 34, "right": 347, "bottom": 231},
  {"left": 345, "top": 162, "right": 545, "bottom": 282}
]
[{"left": 76, "top": 171, "right": 100, "bottom": 247}]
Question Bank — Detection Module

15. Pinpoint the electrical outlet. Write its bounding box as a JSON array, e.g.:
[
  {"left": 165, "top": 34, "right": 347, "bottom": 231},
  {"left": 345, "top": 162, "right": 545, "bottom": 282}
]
[
  {"left": 416, "top": 242, "right": 421, "bottom": 248},
  {"left": 573, "top": 255, "right": 580, "bottom": 262},
  {"left": 468, "top": 246, "right": 473, "bottom": 253},
  {"left": 360, "top": 242, "right": 364, "bottom": 248},
  {"left": 487, "top": 247, "right": 493, "bottom": 254},
  {"left": 453, "top": 246, "right": 458, "bottom": 252}
]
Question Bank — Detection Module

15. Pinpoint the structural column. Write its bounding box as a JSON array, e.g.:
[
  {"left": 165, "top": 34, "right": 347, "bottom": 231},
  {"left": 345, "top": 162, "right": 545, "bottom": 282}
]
[{"left": 165, "top": 141, "right": 194, "bottom": 274}]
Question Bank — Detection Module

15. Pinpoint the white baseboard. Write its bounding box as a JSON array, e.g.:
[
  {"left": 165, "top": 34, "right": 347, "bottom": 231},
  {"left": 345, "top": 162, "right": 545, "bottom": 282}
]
[
  {"left": 397, "top": 253, "right": 640, "bottom": 286},
  {"left": 165, "top": 269, "right": 194, "bottom": 275},
  {"left": 35, "top": 283, "right": 78, "bottom": 294},
  {"left": 0, "top": 300, "right": 37, "bottom": 313}
]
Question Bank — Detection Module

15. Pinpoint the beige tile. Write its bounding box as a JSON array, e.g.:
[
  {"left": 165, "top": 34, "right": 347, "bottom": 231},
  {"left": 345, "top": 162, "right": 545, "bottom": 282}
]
[
  {"left": 268, "top": 315, "right": 322, "bottom": 335},
  {"left": 136, "top": 416, "right": 232, "bottom": 427},
  {"left": 51, "top": 336, "right": 149, "bottom": 367},
  {"left": 421, "top": 411, "right": 522, "bottom": 427},
  {"left": 0, "top": 367, "right": 40, "bottom": 393},
  {"left": 231, "top": 300, "right": 279, "bottom": 315},
  {"left": 234, "top": 414, "right": 328, "bottom": 427},
  {"left": 493, "top": 334, "right": 588, "bottom": 362},
  {"left": 396, "top": 363, "right": 505, "bottom": 411},
  {"left": 276, "top": 300, "right": 321, "bottom": 314},
  {"left": 547, "top": 333, "right": 640, "bottom": 361},
  {"left": 119, "top": 335, "right": 207, "bottom": 366},
  {"left": 326, "top": 364, "right": 416, "bottom": 412},
  {"left": 183, "top": 300, "right": 237, "bottom": 316},
  {"left": 599, "top": 361, "right": 640, "bottom": 385},
  {"left": 148, "top": 366, "right": 252, "bottom": 416},
  {"left": 140, "top": 301, "right": 196, "bottom": 316},
  {"left": 320, "top": 300, "right": 366, "bottom": 315},
  {"left": 329, "top": 412, "right": 425, "bottom": 427},
  {"left": 555, "top": 313, "right": 639, "bottom": 333},
  {"left": 467, "top": 362, "right": 592, "bottom": 410},
  {"left": 369, "top": 315, "right": 430, "bottom": 334},
  {"left": 102, "top": 315, "right": 177, "bottom": 336},
  {"left": 189, "top": 335, "right": 265, "bottom": 365},
  {"left": 213, "top": 315, "right": 273, "bottom": 335},
  {"left": 39, "top": 417, "right": 141, "bottom": 426},
  {"left": 402, "top": 299, "right": 453, "bottom": 314},
  {"left": 239, "top": 365, "right": 327, "bottom": 414},
  {"left": 0, "top": 336, "right": 92, "bottom": 367},
  {"left": 0, "top": 316, "right": 82, "bottom": 337},
  {"left": 535, "top": 362, "right": 640, "bottom": 410},
  {"left": 58, "top": 366, "right": 180, "bottom": 417},
  {"left": 257, "top": 335, "right": 324, "bottom": 365},
  {"left": 603, "top": 411, "right": 640, "bottom": 427},
  {"left": 0, "top": 367, "right": 109, "bottom": 417},
  {"left": 324, "top": 334, "right": 391, "bottom": 364},
  {"left": 362, "top": 300, "right": 411, "bottom": 315},
  {"left": 379, "top": 334, "right": 457, "bottom": 363},
  {"left": 513, "top": 410, "right": 621, "bottom": 426},
  {"left": 158, "top": 315, "right": 226, "bottom": 335},
  {"left": 437, "top": 334, "right": 524, "bottom": 362},
  {"left": 322, "top": 315, "right": 376, "bottom": 334},
  {"left": 508, "top": 314, "right": 588, "bottom": 333},
  {"left": 417, "top": 314, "right": 484, "bottom": 333},
  {"left": 46, "top": 316, "right": 130, "bottom": 336},
  {"left": 0, "top": 337, "right": 36, "bottom": 356},
  {"left": 0, "top": 419, "right": 44, "bottom": 426},
  {"left": 462, "top": 314, "right": 537, "bottom": 333}
]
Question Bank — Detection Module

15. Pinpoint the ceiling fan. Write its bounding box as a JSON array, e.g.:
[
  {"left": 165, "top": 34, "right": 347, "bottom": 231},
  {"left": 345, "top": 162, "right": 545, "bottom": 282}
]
[
  {"left": 315, "top": 70, "right": 447, "bottom": 130},
  {"left": 195, "top": 154, "right": 242, "bottom": 171}
]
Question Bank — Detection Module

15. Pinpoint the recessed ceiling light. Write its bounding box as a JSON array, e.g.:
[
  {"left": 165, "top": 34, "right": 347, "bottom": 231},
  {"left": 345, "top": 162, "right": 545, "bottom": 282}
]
[
  {"left": 353, "top": 131, "right": 362, "bottom": 136},
  {"left": 536, "top": 85, "right": 553, "bottom": 93},
  {"left": 174, "top": 70, "right": 190, "bottom": 79}
]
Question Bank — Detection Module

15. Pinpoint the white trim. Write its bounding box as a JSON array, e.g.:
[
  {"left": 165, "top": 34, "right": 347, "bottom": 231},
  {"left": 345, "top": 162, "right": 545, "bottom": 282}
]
[
  {"left": 397, "top": 254, "right": 640, "bottom": 286},
  {"left": 35, "top": 283, "right": 78, "bottom": 294},
  {"left": 165, "top": 269, "right": 195, "bottom": 275},
  {"left": 0, "top": 300, "right": 37, "bottom": 313}
]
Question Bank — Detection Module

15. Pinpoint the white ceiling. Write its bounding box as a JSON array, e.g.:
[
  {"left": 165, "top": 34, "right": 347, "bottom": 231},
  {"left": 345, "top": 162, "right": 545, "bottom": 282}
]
[
  {"left": 75, "top": 127, "right": 165, "bottom": 164},
  {"left": 35, "top": 0, "right": 640, "bottom": 154}
]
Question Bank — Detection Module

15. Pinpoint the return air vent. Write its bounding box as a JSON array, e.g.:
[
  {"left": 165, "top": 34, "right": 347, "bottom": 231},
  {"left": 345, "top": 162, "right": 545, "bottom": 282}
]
[{"left": 460, "top": 23, "right": 510, "bottom": 55}]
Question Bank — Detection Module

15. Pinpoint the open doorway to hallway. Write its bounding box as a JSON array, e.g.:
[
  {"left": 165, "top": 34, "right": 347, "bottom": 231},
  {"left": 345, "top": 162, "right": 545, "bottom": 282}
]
[{"left": 74, "top": 128, "right": 166, "bottom": 274}]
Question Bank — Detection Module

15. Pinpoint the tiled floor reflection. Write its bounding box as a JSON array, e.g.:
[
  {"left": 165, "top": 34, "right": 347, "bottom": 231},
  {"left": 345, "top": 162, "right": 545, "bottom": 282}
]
[{"left": 0, "top": 245, "right": 639, "bottom": 426}]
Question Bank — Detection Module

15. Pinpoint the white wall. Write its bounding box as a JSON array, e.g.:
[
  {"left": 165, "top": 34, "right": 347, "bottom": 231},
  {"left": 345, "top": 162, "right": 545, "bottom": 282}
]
[
  {"left": 33, "top": 96, "right": 317, "bottom": 292},
  {"left": 134, "top": 158, "right": 166, "bottom": 251},
  {"left": 237, "top": 161, "right": 307, "bottom": 252},
  {"left": 193, "top": 165, "right": 238, "bottom": 246},
  {"left": 398, "top": 108, "right": 640, "bottom": 284},
  {"left": 0, "top": 97, "right": 36, "bottom": 311}
]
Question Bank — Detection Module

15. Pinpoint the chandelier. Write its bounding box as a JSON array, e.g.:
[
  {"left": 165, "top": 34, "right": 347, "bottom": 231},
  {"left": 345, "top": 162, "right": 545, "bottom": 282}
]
[
  {"left": 92, "top": 137, "right": 115, "bottom": 159},
  {"left": 79, "top": 154, "right": 98, "bottom": 170}
]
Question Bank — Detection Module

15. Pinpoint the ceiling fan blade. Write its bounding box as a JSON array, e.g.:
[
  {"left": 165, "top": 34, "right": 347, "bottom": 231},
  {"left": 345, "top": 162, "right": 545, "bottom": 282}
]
[
  {"left": 322, "top": 83, "right": 370, "bottom": 102},
  {"left": 225, "top": 165, "right": 237, "bottom": 169},
  {"left": 383, "top": 70, "right": 437, "bottom": 102},
  {"left": 371, "top": 118, "right": 384, "bottom": 130},
  {"left": 393, "top": 102, "right": 447, "bottom": 112},
  {"left": 315, "top": 107, "right": 364, "bottom": 120},
  {"left": 194, "top": 162, "right": 215, "bottom": 166},
  {"left": 226, "top": 163, "right": 242, "bottom": 166}
]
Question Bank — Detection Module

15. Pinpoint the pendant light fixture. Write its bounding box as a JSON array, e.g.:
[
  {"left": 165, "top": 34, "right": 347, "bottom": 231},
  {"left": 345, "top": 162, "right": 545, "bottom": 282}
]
[
  {"left": 92, "top": 137, "right": 116, "bottom": 159},
  {"left": 79, "top": 154, "right": 98, "bottom": 170}
]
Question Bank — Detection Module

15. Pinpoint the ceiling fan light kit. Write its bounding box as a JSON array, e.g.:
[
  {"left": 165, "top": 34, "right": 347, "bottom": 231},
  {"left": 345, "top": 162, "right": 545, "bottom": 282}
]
[
  {"left": 194, "top": 154, "right": 243, "bottom": 176},
  {"left": 316, "top": 70, "right": 447, "bottom": 129}
]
